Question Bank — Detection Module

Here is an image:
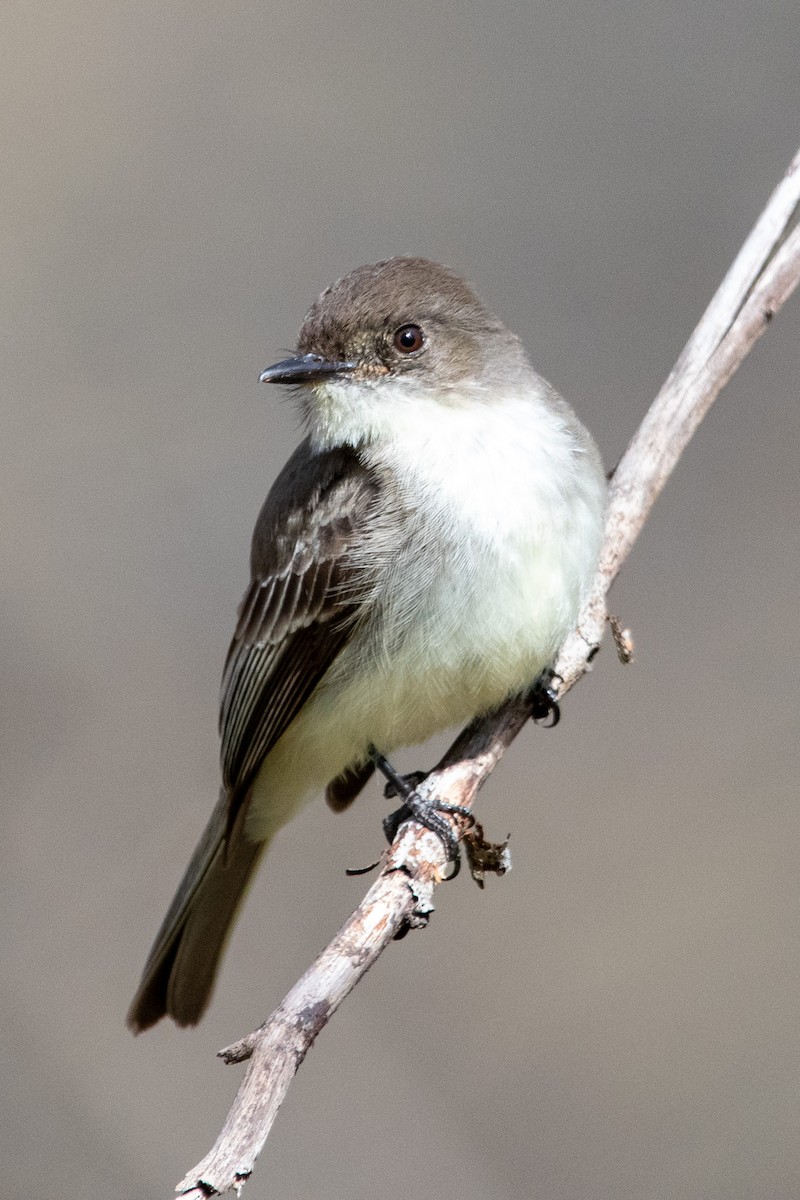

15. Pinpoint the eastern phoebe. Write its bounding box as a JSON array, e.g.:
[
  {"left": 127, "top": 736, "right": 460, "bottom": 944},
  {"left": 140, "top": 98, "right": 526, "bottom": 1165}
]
[{"left": 127, "top": 257, "right": 606, "bottom": 1032}]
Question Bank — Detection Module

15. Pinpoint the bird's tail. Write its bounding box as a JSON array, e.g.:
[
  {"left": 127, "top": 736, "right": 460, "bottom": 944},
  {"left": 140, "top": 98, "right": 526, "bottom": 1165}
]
[{"left": 126, "top": 789, "right": 267, "bottom": 1032}]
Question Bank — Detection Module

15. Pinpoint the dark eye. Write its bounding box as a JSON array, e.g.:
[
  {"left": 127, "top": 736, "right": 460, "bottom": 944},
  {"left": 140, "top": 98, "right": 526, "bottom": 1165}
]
[{"left": 393, "top": 323, "right": 425, "bottom": 354}]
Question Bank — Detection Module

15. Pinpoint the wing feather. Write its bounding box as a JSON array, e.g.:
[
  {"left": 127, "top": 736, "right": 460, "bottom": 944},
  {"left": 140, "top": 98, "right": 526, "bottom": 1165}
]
[{"left": 219, "top": 439, "right": 381, "bottom": 805}]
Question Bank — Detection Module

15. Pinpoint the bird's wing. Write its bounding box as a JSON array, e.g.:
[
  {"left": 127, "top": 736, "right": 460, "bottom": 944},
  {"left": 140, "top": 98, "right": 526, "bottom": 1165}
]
[
  {"left": 219, "top": 438, "right": 380, "bottom": 806},
  {"left": 127, "top": 442, "right": 386, "bottom": 1032}
]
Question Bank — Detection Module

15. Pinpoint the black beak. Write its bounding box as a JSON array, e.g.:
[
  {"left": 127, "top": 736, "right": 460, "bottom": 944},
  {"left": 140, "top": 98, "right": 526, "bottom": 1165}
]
[{"left": 259, "top": 354, "right": 357, "bottom": 385}]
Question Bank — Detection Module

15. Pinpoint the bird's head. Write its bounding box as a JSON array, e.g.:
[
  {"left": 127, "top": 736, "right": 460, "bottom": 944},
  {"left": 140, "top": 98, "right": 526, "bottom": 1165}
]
[{"left": 259, "top": 257, "right": 531, "bottom": 448}]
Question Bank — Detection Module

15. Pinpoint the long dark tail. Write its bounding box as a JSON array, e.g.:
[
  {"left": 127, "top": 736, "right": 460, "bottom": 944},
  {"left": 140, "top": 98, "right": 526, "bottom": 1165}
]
[{"left": 127, "top": 790, "right": 267, "bottom": 1032}]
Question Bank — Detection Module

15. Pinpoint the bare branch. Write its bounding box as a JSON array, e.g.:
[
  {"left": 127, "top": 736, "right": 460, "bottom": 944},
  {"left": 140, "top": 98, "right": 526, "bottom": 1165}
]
[
  {"left": 555, "top": 145, "right": 800, "bottom": 690},
  {"left": 175, "top": 148, "right": 800, "bottom": 1199}
]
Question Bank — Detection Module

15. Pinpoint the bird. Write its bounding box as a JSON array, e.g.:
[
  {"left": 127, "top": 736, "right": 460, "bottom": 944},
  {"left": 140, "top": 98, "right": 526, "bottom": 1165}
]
[{"left": 127, "top": 256, "right": 606, "bottom": 1032}]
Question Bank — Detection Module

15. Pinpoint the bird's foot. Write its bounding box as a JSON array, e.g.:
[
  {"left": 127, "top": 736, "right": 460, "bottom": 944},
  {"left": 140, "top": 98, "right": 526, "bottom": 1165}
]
[
  {"left": 382, "top": 769, "right": 428, "bottom": 800},
  {"left": 528, "top": 669, "right": 562, "bottom": 727},
  {"left": 368, "top": 746, "right": 473, "bottom": 875}
]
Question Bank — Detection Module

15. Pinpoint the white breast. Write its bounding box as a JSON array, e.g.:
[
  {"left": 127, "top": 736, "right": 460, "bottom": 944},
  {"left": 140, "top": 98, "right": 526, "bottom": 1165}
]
[
  {"left": 246, "top": 380, "right": 604, "bottom": 841},
  {"left": 323, "top": 382, "right": 604, "bottom": 748}
]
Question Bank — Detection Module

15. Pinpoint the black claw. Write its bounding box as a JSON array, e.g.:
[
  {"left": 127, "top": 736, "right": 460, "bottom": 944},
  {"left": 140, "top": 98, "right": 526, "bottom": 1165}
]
[
  {"left": 529, "top": 670, "right": 562, "bottom": 727},
  {"left": 369, "top": 745, "right": 470, "bottom": 870},
  {"left": 382, "top": 806, "right": 404, "bottom": 845}
]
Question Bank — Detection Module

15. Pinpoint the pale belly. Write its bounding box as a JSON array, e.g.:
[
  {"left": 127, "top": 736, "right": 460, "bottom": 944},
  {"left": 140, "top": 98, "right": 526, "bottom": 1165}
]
[
  {"left": 245, "top": 524, "right": 590, "bottom": 841},
  {"left": 246, "top": 392, "right": 605, "bottom": 841}
]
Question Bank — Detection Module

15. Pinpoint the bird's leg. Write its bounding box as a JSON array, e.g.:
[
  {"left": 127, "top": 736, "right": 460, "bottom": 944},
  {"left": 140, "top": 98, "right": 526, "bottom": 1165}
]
[
  {"left": 381, "top": 768, "right": 428, "bottom": 800},
  {"left": 528, "top": 668, "right": 562, "bottom": 727},
  {"left": 367, "top": 746, "right": 473, "bottom": 872}
]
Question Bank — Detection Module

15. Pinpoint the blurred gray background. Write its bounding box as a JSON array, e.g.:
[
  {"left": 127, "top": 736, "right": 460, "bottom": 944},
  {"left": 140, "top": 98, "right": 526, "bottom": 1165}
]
[{"left": 4, "top": 2, "right": 800, "bottom": 1197}]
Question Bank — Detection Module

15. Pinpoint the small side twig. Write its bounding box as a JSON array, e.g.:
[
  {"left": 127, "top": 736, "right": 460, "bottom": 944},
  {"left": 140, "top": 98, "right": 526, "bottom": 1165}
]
[{"left": 175, "top": 147, "right": 800, "bottom": 1199}]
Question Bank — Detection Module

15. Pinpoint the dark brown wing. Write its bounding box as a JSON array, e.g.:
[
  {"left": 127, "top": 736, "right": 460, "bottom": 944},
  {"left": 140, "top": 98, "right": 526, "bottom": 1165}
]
[{"left": 219, "top": 438, "right": 379, "bottom": 804}]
